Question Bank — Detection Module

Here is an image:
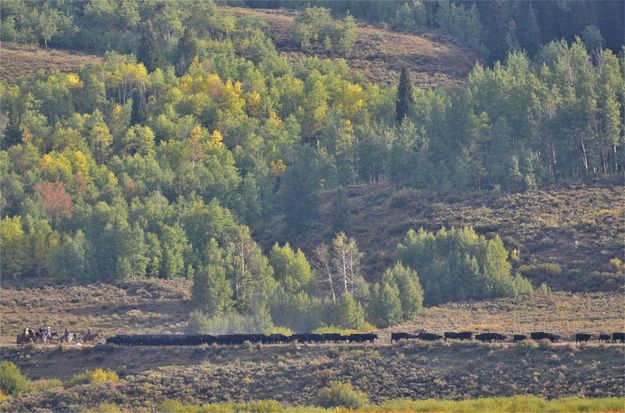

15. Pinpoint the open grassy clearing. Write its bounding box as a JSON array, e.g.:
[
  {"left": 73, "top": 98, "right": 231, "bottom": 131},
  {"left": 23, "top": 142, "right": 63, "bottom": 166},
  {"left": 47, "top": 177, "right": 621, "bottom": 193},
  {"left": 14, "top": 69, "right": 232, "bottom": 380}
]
[
  {"left": 266, "top": 184, "right": 625, "bottom": 291},
  {"left": 0, "top": 43, "right": 101, "bottom": 83},
  {"left": 222, "top": 6, "right": 478, "bottom": 87},
  {"left": 2, "top": 343, "right": 624, "bottom": 411},
  {"left": 1, "top": 279, "right": 623, "bottom": 344},
  {"left": 0, "top": 279, "right": 192, "bottom": 344}
]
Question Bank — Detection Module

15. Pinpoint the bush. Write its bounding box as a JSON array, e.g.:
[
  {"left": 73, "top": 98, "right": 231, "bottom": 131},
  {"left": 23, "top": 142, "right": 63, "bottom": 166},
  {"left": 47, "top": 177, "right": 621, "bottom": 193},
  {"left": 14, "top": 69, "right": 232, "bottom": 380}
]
[
  {"left": 86, "top": 403, "right": 122, "bottom": 413},
  {"left": 29, "top": 378, "right": 63, "bottom": 392},
  {"left": 0, "top": 361, "right": 29, "bottom": 397},
  {"left": 315, "top": 381, "right": 368, "bottom": 409},
  {"left": 66, "top": 369, "right": 118, "bottom": 387},
  {"left": 518, "top": 263, "right": 562, "bottom": 283}
]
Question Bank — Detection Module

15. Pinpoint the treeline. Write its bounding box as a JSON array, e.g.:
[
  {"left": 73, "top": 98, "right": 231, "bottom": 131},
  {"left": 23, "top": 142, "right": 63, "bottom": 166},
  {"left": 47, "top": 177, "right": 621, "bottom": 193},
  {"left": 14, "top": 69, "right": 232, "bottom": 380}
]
[
  {"left": 0, "top": 0, "right": 618, "bottom": 330},
  {"left": 235, "top": 0, "right": 624, "bottom": 63}
]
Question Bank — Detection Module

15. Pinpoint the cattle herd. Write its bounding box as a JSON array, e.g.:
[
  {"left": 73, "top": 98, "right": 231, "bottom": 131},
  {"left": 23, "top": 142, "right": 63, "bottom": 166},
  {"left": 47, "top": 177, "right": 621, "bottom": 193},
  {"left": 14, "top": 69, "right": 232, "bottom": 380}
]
[
  {"left": 106, "top": 332, "right": 378, "bottom": 346},
  {"left": 103, "top": 331, "right": 625, "bottom": 347},
  {"left": 391, "top": 331, "right": 625, "bottom": 344},
  {"left": 17, "top": 329, "right": 625, "bottom": 347}
]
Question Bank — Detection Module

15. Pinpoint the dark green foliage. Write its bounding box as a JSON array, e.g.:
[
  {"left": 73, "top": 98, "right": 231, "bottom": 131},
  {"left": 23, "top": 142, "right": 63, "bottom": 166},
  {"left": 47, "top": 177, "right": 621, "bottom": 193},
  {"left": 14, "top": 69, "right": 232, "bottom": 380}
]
[
  {"left": 395, "top": 66, "right": 414, "bottom": 123},
  {"left": 330, "top": 187, "right": 352, "bottom": 234},
  {"left": 395, "top": 227, "right": 533, "bottom": 305},
  {"left": 137, "top": 21, "right": 164, "bottom": 72},
  {"left": 176, "top": 28, "right": 198, "bottom": 76}
]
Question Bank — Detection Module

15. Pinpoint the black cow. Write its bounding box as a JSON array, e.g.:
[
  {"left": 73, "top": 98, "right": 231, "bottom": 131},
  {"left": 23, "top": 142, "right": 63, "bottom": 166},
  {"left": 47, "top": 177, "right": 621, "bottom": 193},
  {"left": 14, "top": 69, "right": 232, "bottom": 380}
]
[
  {"left": 322, "top": 333, "right": 349, "bottom": 343},
  {"left": 291, "top": 333, "right": 324, "bottom": 344},
  {"left": 513, "top": 334, "right": 528, "bottom": 342},
  {"left": 612, "top": 332, "right": 625, "bottom": 343},
  {"left": 391, "top": 332, "right": 412, "bottom": 342},
  {"left": 262, "top": 334, "right": 289, "bottom": 344},
  {"left": 575, "top": 333, "right": 592, "bottom": 344},
  {"left": 475, "top": 333, "right": 506, "bottom": 343},
  {"left": 417, "top": 332, "right": 443, "bottom": 341},
  {"left": 598, "top": 334, "right": 611, "bottom": 343},
  {"left": 444, "top": 332, "right": 472, "bottom": 341},
  {"left": 348, "top": 333, "right": 377, "bottom": 343},
  {"left": 530, "top": 332, "right": 561, "bottom": 343}
]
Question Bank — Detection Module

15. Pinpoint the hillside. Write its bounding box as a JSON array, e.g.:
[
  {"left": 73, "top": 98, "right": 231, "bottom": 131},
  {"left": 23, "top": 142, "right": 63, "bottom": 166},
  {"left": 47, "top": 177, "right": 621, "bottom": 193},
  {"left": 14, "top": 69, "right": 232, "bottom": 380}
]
[
  {"left": 0, "top": 43, "right": 101, "bottom": 83},
  {"left": 1, "top": 279, "right": 622, "bottom": 343},
  {"left": 3, "top": 343, "right": 624, "bottom": 411},
  {"left": 222, "top": 6, "right": 479, "bottom": 87},
  {"left": 263, "top": 184, "right": 625, "bottom": 292}
]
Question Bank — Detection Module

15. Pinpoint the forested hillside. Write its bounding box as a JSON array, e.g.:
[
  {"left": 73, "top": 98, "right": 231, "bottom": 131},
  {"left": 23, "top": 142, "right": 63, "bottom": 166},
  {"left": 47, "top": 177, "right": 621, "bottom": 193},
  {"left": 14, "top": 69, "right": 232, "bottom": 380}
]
[{"left": 1, "top": 0, "right": 623, "bottom": 334}]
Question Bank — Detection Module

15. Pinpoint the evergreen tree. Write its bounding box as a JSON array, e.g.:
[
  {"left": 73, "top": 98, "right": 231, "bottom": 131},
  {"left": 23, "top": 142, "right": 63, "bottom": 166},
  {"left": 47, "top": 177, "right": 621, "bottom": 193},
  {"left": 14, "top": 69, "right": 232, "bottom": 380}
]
[
  {"left": 395, "top": 66, "right": 415, "bottom": 123},
  {"left": 137, "top": 20, "right": 164, "bottom": 72},
  {"left": 483, "top": 0, "right": 508, "bottom": 63},
  {"left": 522, "top": 3, "right": 541, "bottom": 55},
  {"left": 176, "top": 28, "right": 198, "bottom": 76},
  {"left": 330, "top": 187, "right": 352, "bottom": 234}
]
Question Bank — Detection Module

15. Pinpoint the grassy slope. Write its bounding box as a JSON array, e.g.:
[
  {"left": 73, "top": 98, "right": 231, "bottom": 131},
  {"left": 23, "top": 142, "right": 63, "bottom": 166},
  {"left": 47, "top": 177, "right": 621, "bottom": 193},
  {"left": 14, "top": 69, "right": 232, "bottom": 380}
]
[
  {"left": 261, "top": 184, "right": 625, "bottom": 291},
  {"left": 3, "top": 343, "right": 624, "bottom": 411},
  {"left": 0, "top": 43, "right": 101, "bottom": 83},
  {"left": 222, "top": 6, "right": 479, "bottom": 88}
]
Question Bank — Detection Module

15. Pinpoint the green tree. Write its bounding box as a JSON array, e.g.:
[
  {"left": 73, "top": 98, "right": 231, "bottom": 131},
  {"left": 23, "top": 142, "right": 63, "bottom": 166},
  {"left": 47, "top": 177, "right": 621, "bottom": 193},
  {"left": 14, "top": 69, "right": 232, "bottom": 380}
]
[
  {"left": 176, "top": 28, "right": 198, "bottom": 76},
  {"left": 395, "top": 66, "right": 414, "bottom": 123},
  {"left": 395, "top": 227, "right": 532, "bottom": 305},
  {"left": 522, "top": 3, "right": 541, "bottom": 55},
  {"left": 137, "top": 20, "right": 164, "bottom": 72},
  {"left": 192, "top": 238, "right": 233, "bottom": 314},
  {"left": 334, "top": 293, "right": 366, "bottom": 329},
  {"left": 369, "top": 280, "right": 402, "bottom": 328},
  {"left": 330, "top": 187, "right": 352, "bottom": 234},
  {"left": 53, "top": 230, "right": 88, "bottom": 279}
]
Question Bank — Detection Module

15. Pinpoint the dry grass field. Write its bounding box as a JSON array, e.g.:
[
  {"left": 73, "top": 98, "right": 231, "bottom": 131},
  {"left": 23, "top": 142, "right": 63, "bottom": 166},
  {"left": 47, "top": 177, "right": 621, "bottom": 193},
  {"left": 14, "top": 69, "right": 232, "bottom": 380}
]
[
  {"left": 222, "top": 6, "right": 479, "bottom": 87},
  {"left": 0, "top": 43, "right": 101, "bottom": 83},
  {"left": 0, "top": 279, "right": 192, "bottom": 344},
  {"left": 2, "top": 342, "right": 624, "bottom": 411},
  {"left": 267, "top": 184, "right": 625, "bottom": 291}
]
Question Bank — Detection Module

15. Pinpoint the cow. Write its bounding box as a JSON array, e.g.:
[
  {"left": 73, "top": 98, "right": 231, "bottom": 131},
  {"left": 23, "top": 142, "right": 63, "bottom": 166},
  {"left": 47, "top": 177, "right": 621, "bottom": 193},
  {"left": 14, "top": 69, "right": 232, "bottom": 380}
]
[
  {"left": 321, "top": 333, "right": 348, "bottom": 343},
  {"left": 444, "top": 331, "right": 472, "bottom": 341},
  {"left": 348, "top": 333, "right": 377, "bottom": 343},
  {"left": 417, "top": 332, "right": 443, "bottom": 341},
  {"left": 530, "top": 332, "right": 561, "bottom": 343},
  {"left": 612, "top": 332, "right": 625, "bottom": 343},
  {"left": 391, "top": 332, "right": 413, "bottom": 342},
  {"left": 513, "top": 334, "right": 528, "bottom": 342},
  {"left": 575, "top": 333, "right": 592, "bottom": 344},
  {"left": 475, "top": 333, "right": 506, "bottom": 343},
  {"left": 598, "top": 334, "right": 611, "bottom": 343}
]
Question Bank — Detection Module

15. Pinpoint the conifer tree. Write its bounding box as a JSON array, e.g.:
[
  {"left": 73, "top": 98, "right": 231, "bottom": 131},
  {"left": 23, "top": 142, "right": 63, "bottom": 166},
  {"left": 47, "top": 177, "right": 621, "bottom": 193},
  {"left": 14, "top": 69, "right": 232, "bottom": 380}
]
[
  {"left": 137, "top": 20, "right": 164, "bottom": 72},
  {"left": 176, "top": 28, "right": 198, "bottom": 76},
  {"left": 395, "top": 66, "right": 414, "bottom": 123},
  {"left": 522, "top": 4, "right": 541, "bottom": 55}
]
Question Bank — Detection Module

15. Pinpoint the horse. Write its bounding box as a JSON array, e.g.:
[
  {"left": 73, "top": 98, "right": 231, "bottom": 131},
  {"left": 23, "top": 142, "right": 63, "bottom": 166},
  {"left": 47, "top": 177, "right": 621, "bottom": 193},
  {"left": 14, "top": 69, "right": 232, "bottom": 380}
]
[
  {"left": 83, "top": 331, "right": 100, "bottom": 344},
  {"left": 35, "top": 327, "right": 53, "bottom": 344},
  {"left": 60, "top": 332, "right": 80, "bottom": 344},
  {"left": 16, "top": 328, "right": 35, "bottom": 346}
]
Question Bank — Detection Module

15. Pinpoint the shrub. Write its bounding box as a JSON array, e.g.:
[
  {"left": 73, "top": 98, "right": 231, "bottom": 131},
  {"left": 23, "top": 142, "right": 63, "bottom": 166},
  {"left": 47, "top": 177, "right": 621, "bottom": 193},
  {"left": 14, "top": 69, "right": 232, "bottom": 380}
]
[
  {"left": 29, "top": 378, "right": 63, "bottom": 392},
  {"left": 0, "top": 361, "right": 29, "bottom": 397},
  {"left": 66, "top": 368, "right": 118, "bottom": 387},
  {"left": 86, "top": 403, "right": 122, "bottom": 413},
  {"left": 389, "top": 189, "right": 416, "bottom": 208},
  {"left": 518, "top": 263, "right": 562, "bottom": 283},
  {"left": 315, "top": 380, "right": 368, "bottom": 409}
]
